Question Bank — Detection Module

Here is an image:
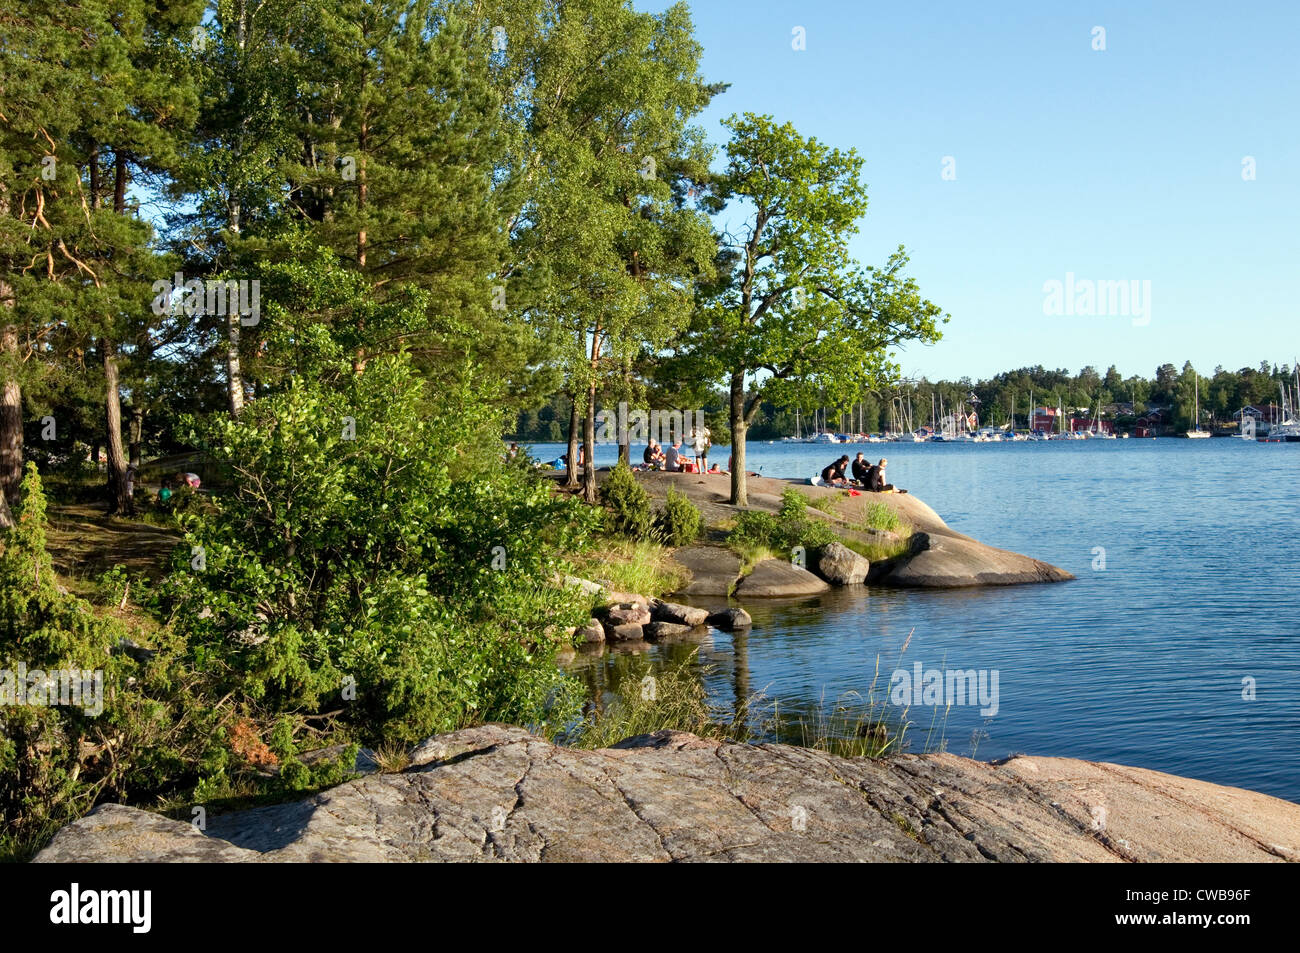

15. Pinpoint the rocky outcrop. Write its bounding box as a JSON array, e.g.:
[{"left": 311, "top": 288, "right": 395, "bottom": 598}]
[
  {"left": 882, "top": 532, "right": 1074, "bottom": 588},
  {"left": 608, "top": 472, "right": 1073, "bottom": 591},
  {"left": 670, "top": 545, "right": 742, "bottom": 596},
  {"left": 35, "top": 725, "right": 1300, "bottom": 863},
  {"left": 816, "top": 541, "right": 870, "bottom": 585},
  {"left": 733, "top": 558, "right": 830, "bottom": 597}
]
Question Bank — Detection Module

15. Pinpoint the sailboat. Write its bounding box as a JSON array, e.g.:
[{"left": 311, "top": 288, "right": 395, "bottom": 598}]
[
  {"left": 1186, "top": 375, "right": 1211, "bottom": 438},
  {"left": 1260, "top": 370, "right": 1300, "bottom": 442},
  {"left": 1091, "top": 397, "right": 1116, "bottom": 438}
]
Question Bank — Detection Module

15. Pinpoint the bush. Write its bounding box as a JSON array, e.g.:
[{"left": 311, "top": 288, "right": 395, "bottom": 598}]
[
  {"left": 600, "top": 461, "right": 656, "bottom": 540},
  {"left": 727, "top": 506, "right": 837, "bottom": 556},
  {"left": 728, "top": 510, "right": 780, "bottom": 549},
  {"left": 0, "top": 465, "right": 225, "bottom": 860},
  {"left": 155, "top": 354, "right": 594, "bottom": 748},
  {"left": 778, "top": 487, "right": 810, "bottom": 520},
  {"left": 858, "top": 501, "right": 903, "bottom": 534},
  {"left": 656, "top": 487, "right": 701, "bottom": 546}
]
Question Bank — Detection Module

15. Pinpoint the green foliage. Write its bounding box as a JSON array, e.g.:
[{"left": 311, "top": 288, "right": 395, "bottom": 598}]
[
  {"left": 656, "top": 486, "right": 702, "bottom": 546},
  {"left": 599, "top": 461, "right": 656, "bottom": 540},
  {"left": 857, "top": 502, "right": 903, "bottom": 534},
  {"left": 157, "top": 352, "right": 593, "bottom": 747},
  {"left": 778, "top": 487, "right": 811, "bottom": 520},
  {"left": 567, "top": 537, "right": 688, "bottom": 600},
  {"left": 0, "top": 465, "right": 224, "bottom": 861},
  {"left": 728, "top": 505, "right": 836, "bottom": 556},
  {"left": 673, "top": 111, "right": 946, "bottom": 502}
]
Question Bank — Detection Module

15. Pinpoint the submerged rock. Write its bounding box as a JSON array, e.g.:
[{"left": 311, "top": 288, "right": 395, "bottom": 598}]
[
  {"left": 643, "top": 621, "right": 697, "bottom": 641},
  {"left": 650, "top": 600, "right": 709, "bottom": 627},
  {"left": 36, "top": 725, "right": 1300, "bottom": 863},
  {"left": 706, "top": 607, "right": 752, "bottom": 630}
]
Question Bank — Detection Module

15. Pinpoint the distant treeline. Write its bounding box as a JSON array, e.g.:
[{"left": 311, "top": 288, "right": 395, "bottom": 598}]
[{"left": 514, "top": 360, "right": 1296, "bottom": 441}]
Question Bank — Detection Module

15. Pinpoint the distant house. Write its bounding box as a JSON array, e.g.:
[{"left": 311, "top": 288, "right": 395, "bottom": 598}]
[
  {"left": 1104, "top": 401, "right": 1136, "bottom": 417},
  {"left": 1031, "top": 406, "right": 1058, "bottom": 432},
  {"left": 1070, "top": 417, "right": 1115, "bottom": 434},
  {"left": 1234, "top": 405, "right": 1283, "bottom": 426},
  {"left": 1135, "top": 406, "right": 1167, "bottom": 438}
]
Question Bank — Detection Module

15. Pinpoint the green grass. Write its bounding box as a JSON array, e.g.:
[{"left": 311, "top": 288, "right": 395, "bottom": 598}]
[
  {"left": 567, "top": 536, "right": 688, "bottom": 599},
  {"left": 841, "top": 535, "right": 912, "bottom": 565},
  {"left": 855, "top": 501, "right": 904, "bottom": 534}
]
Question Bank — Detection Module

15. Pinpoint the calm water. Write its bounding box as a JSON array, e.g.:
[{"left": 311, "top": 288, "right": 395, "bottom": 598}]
[{"left": 530, "top": 438, "right": 1300, "bottom": 802}]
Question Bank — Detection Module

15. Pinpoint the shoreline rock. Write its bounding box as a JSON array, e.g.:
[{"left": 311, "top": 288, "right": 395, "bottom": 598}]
[{"left": 35, "top": 725, "right": 1300, "bottom": 863}]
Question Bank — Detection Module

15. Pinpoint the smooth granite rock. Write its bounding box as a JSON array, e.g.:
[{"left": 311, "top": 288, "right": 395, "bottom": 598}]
[
  {"left": 671, "top": 546, "right": 742, "bottom": 596},
  {"left": 650, "top": 600, "right": 710, "bottom": 627},
  {"left": 602, "top": 603, "right": 651, "bottom": 627},
  {"left": 36, "top": 725, "right": 1300, "bottom": 863},
  {"left": 733, "top": 558, "right": 831, "bottom": 597},
  {"left": 643, "top": 621, "right": 697, "bottom": 640},
  {"left": 816, "top": 541, "right": 871, "bottom": 585},
  {"left": 706, "top": 607, "right": 752, "bottom": 630},
  {"left": 604, "top": 622, "right": 645, "bottom": 642},
  {"left": 883, "top": 532, "right": 1074, "bottom": 588}
]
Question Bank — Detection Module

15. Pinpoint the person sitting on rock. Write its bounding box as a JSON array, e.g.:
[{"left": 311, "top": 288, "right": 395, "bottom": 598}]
[
  {"left": 821, "top": 455, "right": 851, "bottom": 487},
  {"left": 866, "top": 458, "right": 903, "bottom": 493},
  {"left": 851, "top": 452, "right": 871, "bottom": 485},
  {"left": 665, "top": 440, "right": 685, "bottom": 472},
  {"left": 643, "top": 439, "right": 665, "bottom": 468}
]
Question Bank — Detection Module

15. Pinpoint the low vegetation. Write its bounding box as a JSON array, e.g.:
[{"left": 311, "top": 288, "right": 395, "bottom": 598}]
[{"left": 567, "top": 537, "right": 689, "bottom": 600}]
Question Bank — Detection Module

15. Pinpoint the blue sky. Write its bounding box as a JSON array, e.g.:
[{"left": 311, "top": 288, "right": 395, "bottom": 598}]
[{"left": 640, "top": 0, "right": 1299, "bottom": 381}]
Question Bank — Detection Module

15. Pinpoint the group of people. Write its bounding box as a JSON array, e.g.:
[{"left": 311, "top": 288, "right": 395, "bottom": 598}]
[
  {"left": 643, "top": 425, "right": 720, "bottom": 474},
  {"left": 819, "top": 452, "right": 899, "bottom": 492}
]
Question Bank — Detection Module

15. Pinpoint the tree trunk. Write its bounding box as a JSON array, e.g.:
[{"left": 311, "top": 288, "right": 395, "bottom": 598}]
[
  {"left": 0, "top": 186, "right": 21, "bottom": 509},
  {"left": 128, "top": 404, "right": 144, "bottom": 468},
  {"left": 564, "top": 393, "right": 580, "bottom": 487},
  {"left": 729, "top": 371, "right": 747, "bottom": 506},
  {"left": 582, "top": 381, "right": 598, "bottom": 504},
  {"left": 103, "top": 343, "right": 131, "bottom": 514},
  {"left": 0, "top": 287, "right": 20, "bottom": 509},
  {"left": 0, "top": 489, "right": 13, "bottom": 530},
  {"left": 226, "top": 311, "right": 245, "bottom": 415}
]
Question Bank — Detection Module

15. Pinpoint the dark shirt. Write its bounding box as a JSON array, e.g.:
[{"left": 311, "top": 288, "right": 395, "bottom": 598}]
[
  {"left": 865, "top": 466, "right": 885, "bottom": 491},
  {"left": 821, "top": 461, "right": 846, "bottom": 482},
  {"left": 851, "top": 459, "right": 870, "bottom": 482},
  {"left": 643, "top": 444, "right": 657, "bottom": 464}
]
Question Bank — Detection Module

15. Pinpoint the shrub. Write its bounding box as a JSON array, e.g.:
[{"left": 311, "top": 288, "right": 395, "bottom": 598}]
[
  {"left": 778, "top": 487, "right": 810, "bottom": 520},
  {"left": 155, "top": 353, "right": 594, "bottom": 748},
  {"left": 727, "top": 506, "right": 836, "bottom": 556},
  {"left": 600, "top": 461, "right": 656, "bottom": 540},
  {"left": 858, "top": 501, "right": 903, "bottom": 534},
  {"left": 0, "top": 465, "right": 227, "bottom": 860},
  {"left": 656, "top": 486, "right": 702, "bottom": 546},
  {"left": 728, "top": 510, "right": 780, "bottom": 549}
]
